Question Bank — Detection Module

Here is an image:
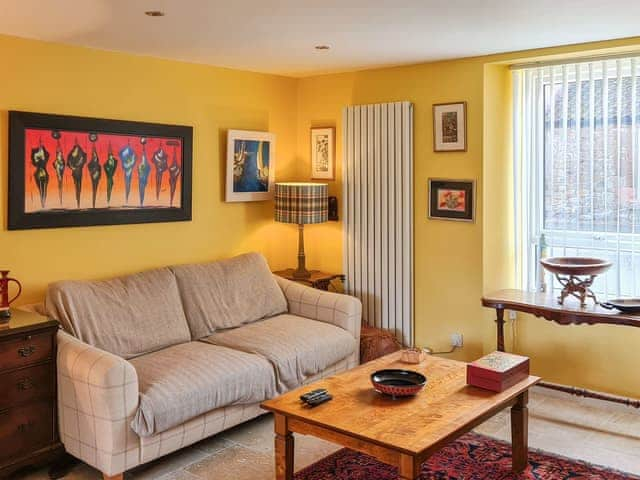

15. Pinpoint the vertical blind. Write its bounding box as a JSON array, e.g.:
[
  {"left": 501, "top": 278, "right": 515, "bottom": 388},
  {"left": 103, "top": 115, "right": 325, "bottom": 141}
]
[
  {"left": 514, "top": 58, "right": 640, "bottom": 298},
  {"left": 343, "top": 102, "right": 414, "bottom": 346}
]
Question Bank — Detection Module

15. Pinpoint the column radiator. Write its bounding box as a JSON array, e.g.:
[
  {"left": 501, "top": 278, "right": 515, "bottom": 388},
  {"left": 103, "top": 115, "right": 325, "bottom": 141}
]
[{"left": 342, "top": 101, "right": 414, "bottom": 346}]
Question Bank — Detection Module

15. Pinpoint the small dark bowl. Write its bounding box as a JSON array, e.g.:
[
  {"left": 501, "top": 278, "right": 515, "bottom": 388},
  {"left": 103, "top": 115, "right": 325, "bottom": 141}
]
[
  {"left": 371, "top": 369, "right": 427, "bottom": 397},
  {"left": 600, "top": 298, "right": 640, "bottom": 314}
]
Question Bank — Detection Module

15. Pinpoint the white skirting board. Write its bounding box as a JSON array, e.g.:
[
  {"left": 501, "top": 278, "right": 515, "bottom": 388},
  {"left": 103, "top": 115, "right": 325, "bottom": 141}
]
[{"left": 342, "top": 102, "right": 414, "bottom": 346}]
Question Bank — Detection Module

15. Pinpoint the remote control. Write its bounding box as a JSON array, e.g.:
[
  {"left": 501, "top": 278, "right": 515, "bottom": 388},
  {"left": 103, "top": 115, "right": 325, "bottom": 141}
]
[
  {"left": 305, "top": 392, "right": 332, "bottom": 407},
  {"left": 300, "top": 389, "right": 327, "bottom": 403}
]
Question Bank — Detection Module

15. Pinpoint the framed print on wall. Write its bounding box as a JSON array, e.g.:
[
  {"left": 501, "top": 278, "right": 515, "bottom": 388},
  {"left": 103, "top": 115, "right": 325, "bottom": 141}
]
[
  {"left": 226, "top": 129, "right": 276, "bottom": 202},
  {"left": 428, "top": 178, "right": 475, "bottom": 222},
  {"left": 8, "top": 111, "right": 193, "bottom": 230},
  {"left": 310, "top": 127, "right": 335, "bottom": 180},
  {"left": 433, "top": 101, "right": 467, "bottom": 152}
]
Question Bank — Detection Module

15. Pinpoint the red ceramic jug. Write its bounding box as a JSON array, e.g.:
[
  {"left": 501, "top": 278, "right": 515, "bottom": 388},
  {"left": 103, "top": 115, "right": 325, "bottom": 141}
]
[{"left": 0, "top": 270, "right": 22, "bottom": 319}]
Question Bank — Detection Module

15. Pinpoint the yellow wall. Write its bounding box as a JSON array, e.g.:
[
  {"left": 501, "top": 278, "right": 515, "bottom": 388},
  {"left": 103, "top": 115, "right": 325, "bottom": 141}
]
[
  {"left": 482, "top": 63, "right": 514, "bottom": 351},
  {"left": 4, "top": 32, "right": 640, "bottom": 397},
  {"left": 1, "top": 34, "right": 299, "bottom": 304},
  {"left": 297, "top": 60, "right": 487, "bottom": 362},
  {"left": 296, "top": 37, "right": 640, "bottom": 397}
]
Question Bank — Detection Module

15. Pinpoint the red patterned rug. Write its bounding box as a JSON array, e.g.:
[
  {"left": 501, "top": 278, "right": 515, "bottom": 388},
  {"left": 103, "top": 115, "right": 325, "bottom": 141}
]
[{"left": 294, "top": 432, "right": 639, "bottom": 479}]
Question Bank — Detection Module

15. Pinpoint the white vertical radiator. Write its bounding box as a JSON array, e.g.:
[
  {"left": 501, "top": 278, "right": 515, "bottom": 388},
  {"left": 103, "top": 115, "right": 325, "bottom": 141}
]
[{"left": 342, "top": 102, "right": 414, "bottom": 346}]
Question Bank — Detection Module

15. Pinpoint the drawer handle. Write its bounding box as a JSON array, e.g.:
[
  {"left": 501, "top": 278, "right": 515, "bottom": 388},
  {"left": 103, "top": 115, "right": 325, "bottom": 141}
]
[
  {"left": 17, "top": 421, "right": 35, "bottom": 433},
  {"left": 17, "top": 378, "right": 34, "bottom": 390},
  {"left": 18, "top": 345, "right": 36, "bottom": 357}
]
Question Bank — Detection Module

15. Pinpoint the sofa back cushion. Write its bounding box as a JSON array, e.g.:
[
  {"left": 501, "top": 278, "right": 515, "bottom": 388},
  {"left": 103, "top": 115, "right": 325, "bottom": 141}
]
[
  {"left": 46, "top": 268, "right": 191, "bottom": 359},
  {"left": 171, "top": 252, "right": 287, "bottom": 338}
]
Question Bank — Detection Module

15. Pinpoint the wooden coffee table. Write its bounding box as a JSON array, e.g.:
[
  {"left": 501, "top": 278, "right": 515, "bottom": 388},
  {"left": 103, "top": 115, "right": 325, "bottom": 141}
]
[{"left": 261, "top": 352, "right": 540, "bottom": 479}]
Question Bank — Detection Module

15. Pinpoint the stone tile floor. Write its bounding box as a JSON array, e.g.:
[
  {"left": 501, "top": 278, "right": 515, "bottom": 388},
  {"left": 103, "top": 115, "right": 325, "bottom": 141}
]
[{"left": 16, "top": 386, "right": 640, "bottom": 479}]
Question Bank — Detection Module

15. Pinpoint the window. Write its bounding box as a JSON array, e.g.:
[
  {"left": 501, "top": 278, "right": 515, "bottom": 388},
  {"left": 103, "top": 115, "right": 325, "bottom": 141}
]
[{"left": 514, "top": 58, "right": 640, "bottom": 298}]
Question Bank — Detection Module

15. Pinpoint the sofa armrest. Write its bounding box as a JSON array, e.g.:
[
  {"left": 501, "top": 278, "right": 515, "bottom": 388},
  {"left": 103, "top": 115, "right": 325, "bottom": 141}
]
[
  {"left": 57, "top": 330, "right": 140, "bottom": 476},
  {"left": 274, "top": 275, "right": 362, "bottom": 342}
]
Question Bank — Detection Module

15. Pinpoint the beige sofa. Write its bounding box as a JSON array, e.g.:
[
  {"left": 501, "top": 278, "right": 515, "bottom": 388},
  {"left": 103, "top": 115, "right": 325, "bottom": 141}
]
[{"left": 46, "top": 252, "right": 361, "bottom": 480}]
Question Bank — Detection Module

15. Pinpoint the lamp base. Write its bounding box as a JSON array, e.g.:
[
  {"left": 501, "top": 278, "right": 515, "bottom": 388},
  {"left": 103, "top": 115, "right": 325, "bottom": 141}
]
[
  {"left": 293, "top": 224, "right": 311, "bottom": 280},
  {"left": 292, "top": 268, "right": 311, "bottom": 280}
]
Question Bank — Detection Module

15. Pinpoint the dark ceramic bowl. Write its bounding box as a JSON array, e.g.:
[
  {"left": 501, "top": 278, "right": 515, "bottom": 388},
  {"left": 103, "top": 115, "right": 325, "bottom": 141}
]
[
  {"left": 371, "top": 369, "right": 427, "bottom": 397},
  {"left": 600, "top": 298, "right": 640, "bottom": 314}
]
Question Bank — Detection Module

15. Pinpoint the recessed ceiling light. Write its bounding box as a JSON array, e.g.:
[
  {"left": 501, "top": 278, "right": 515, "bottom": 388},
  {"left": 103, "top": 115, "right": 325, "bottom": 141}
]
[
  {"left": 145, "top": 10, "right": 165, "bottom": 17},
  {"left": 314, "top": 45, "right": 330, "bottom": 51}
]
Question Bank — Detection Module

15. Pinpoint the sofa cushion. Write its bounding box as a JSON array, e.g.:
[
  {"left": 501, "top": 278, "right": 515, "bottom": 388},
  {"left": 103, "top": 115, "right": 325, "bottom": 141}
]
[
  {"left": 171, "top": 252, "right": 287, "bottom": 338},
  {"left": 129, "top": 341, "right": 277, "bottom": 436},
  {"left": 46, "top": 268, "right": 191, "bottom": 359},
  {"left": 202, "top": 314, "right": 357, "bottom": 392}
]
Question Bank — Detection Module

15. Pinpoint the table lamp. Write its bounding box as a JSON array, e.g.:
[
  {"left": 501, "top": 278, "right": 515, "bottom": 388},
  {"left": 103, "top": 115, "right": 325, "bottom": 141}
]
[{"left": 275, "top": 182, "right": 328, "bottom": 279}]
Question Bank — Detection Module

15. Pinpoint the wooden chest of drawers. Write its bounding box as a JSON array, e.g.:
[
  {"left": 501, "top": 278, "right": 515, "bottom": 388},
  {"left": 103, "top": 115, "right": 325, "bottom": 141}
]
[{"left": 0, "top": 310, "right": 63, "bottom": 478}]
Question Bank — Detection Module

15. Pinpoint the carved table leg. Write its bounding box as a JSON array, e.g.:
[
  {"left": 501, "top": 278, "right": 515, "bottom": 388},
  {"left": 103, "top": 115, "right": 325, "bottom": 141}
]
[
  {"left": 495, "top": 306, "right": 505, "bottom": 352},
  {"left": 511, "top": 391, "right": 529, "bottom": 473},
  {"left": 398, "top": 453, "right": 420, "bottom": 480},
  {"left": 274, "top": 414, "right": 294, "bottom": 480}
]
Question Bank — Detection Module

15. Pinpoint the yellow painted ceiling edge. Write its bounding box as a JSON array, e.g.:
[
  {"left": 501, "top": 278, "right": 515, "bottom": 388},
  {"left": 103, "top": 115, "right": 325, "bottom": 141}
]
[
  {"left": 293, "top": 35, "right": 640, "bottom": 79},
  {"left": 3, "top": 31, "right": 640, "bottom": 79}
]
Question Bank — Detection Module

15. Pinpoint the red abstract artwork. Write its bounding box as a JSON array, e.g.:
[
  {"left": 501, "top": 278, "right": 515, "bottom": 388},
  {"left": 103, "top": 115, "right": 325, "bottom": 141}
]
[
  {"left": 25, "top": 128, "right": 183, "bottom": 213},
  {"left": 436, "top": 189, "right": 466, "bottom": 212},
  {"left": 428, "top": 179, "right": 474, "bottom": 222}
]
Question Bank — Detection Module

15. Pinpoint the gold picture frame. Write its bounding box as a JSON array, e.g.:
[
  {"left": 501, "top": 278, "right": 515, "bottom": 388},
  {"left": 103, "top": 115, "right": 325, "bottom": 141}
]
[{"left": 428, "top": 178, "right": 475, "bottom": 222}]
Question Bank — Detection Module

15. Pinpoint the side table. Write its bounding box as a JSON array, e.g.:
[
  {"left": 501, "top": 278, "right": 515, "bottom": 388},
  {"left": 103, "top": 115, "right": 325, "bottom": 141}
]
[
  {"left": 0, "top": 310, "right": 64, "bottom": 478},
  {"left": 273, "top": 269, "right": 344, "bottom": 292}
]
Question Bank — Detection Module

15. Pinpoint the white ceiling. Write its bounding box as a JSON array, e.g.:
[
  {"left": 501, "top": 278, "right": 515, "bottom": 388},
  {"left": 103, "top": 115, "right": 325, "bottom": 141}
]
[{"left": 2, "top": 0, "right": 640, "bottom": 77}]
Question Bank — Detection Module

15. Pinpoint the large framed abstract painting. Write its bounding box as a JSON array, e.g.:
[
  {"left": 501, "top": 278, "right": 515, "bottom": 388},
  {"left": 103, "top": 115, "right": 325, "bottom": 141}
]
[
  {"left": 8, "top": 111, "right": 192, "bottom": 230},
  {"left": 226, "top": 129, "right": 275, "bottom": 202},
  {"left": 428, "top": 178, "right": 475, "bottom": 222}
]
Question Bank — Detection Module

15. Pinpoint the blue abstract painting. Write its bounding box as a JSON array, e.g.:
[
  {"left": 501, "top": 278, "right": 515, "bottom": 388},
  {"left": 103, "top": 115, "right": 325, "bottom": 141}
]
[{"left": 233, "top": 139, "right": 270, "bottom": 193}]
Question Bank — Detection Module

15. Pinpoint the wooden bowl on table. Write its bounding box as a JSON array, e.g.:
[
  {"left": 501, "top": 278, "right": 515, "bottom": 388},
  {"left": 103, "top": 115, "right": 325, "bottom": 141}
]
[
  {"left": 540, "top": 257, "right": 612, "bottom": 276},
  {"left": 539, "top": 256, "right": 612, "bottom": 306}
]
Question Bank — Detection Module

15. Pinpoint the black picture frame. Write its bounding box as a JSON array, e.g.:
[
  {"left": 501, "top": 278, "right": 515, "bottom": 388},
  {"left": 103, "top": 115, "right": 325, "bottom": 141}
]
[
  {"left": 428, "top": 178, "right": 475, "bottom": 222},
  {"left": 8, "top": 111, "right": 192, "bottom": 230}
]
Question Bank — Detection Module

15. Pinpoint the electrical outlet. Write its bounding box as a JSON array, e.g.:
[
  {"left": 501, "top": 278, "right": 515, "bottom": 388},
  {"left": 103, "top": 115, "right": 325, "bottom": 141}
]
[
  {"left": 450, "top": 333, "right": 463, "bottom": 348},
  {"left": 509, "top": 310, "right": 517, "bottom": 320}
]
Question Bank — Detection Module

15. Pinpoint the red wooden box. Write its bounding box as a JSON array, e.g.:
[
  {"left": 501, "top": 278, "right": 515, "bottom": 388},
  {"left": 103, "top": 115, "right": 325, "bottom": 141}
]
[{"left": 467, "top": 351, "right": 530, "bottom": 392}]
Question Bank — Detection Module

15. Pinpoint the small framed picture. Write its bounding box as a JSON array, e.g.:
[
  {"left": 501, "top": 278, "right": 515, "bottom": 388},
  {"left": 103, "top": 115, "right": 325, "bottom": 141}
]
[
  {"left": 428, "top": 178, "right": 475, "bottom": 222},
  {"left": 433, "top": 102, "right": 467, "bottom": 152},
  {"left": 226, "top": 129, "right": 275, "bottom": 202},
  {"left": 310, "top": 127, "right": 335, "bottom": 180}
]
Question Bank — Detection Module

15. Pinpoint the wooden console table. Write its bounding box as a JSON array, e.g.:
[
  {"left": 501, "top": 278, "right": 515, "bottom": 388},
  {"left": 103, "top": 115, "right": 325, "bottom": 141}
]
[{"left": 482, "top": 289, "right": 640, "bottom": 408}]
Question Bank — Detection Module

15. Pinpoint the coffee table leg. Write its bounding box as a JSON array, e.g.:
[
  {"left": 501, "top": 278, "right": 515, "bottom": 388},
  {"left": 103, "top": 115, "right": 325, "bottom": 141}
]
[
  {"left": 510, "top": 391, "right": 529, "bottom": 473},
  {"left": 399, "top": 453, "right": 420, "bottom": 480},
  {"left": 274, "top": 414, "right": 294, "bottom": 480}
]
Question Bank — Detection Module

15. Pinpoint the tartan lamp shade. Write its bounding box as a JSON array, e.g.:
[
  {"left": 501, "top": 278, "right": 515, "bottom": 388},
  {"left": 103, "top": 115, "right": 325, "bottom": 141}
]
[{"left": 275, "top": 183, "right": 328, "bottom": 224}]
